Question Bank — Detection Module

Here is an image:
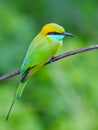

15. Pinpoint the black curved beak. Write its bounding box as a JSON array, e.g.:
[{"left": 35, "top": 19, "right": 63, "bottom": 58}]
[{"left": 63, "top": 32, "right": 76, "bottom": 37}]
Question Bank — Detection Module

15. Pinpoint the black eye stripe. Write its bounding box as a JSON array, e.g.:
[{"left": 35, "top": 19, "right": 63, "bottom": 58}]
[{"left": 47, "top": 32, "right": 63, "bottom": 35}]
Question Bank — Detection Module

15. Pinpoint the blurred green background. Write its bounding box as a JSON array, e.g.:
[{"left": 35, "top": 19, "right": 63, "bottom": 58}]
[{"left": 0, "top": 0, "right": 98, "bottom": 130}]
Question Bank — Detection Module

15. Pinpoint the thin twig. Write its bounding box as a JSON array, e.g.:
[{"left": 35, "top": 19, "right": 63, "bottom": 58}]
[
  {"left": 0, "top": 69, "right": 20, "bottom": 81},
  {"left": 0, "top": 44, "right": 98, "bottom": 82}
]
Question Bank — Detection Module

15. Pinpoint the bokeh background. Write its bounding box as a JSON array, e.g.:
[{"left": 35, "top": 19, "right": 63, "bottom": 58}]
[{"left": 0, "top": 0, "right": 98, "bottom": 130}]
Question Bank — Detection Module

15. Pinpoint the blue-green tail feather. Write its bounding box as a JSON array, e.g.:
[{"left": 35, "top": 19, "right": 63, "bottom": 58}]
[
  {"left": 16, "top": 81, "right": 28, "bottom": 99},
  {"left": 6, "top": 81, "right": 28, "bottom": 121}
]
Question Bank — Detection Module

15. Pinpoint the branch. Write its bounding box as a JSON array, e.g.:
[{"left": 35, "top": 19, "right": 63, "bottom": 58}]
[{"left": 0, "top": 44, "right": 98, "bottom": 82}]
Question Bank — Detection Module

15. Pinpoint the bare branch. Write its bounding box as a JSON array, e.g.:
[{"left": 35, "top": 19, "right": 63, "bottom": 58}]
[
  {"left": 0, "top": 69, "right": 20, "bottom": 81},
  {"left": 0, "top": 44, "right": 98, "bottom": 82}
]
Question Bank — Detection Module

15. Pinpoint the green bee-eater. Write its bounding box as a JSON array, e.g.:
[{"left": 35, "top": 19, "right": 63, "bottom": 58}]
[{"left": 6, "top": 23, "right": 74, "bottom": 120}]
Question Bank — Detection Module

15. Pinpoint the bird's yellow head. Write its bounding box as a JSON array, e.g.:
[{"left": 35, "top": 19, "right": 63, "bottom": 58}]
[{"left": 40, "top": 23, "right": 74, "bottom": 41}]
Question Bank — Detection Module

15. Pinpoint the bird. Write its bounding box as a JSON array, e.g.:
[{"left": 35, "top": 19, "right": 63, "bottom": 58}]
[{"left": 6, "top": 23, "right": 75, "bottom": 121}]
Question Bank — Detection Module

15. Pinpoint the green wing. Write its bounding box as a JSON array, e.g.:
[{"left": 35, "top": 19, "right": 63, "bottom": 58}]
[{"left": 21, "top": 34, "right": 58, "bottom": 80}]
